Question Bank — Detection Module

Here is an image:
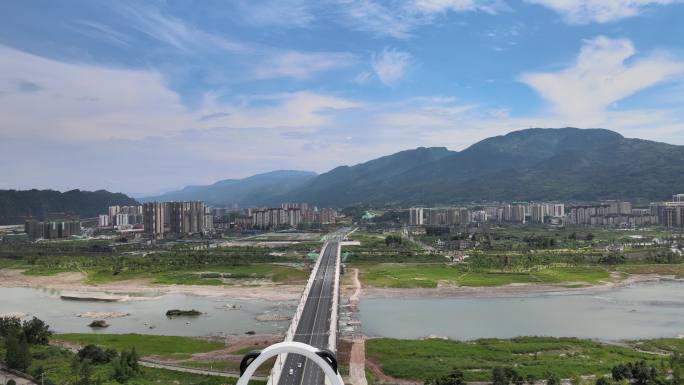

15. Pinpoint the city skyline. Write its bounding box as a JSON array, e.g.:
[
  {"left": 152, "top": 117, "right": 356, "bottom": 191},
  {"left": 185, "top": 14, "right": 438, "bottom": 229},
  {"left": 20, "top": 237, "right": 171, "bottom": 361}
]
[{"left": 1, "top": 1, "right": 684, "bottom": 194}]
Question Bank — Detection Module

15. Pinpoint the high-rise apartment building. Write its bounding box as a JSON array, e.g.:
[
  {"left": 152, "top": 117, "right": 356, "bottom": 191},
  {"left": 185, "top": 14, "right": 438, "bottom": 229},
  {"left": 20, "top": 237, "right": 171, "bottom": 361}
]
[
  {"left": 409, "top": 208, "right": 424, "bottom": 226},
  {"left": 25, "top": 220, "right": 80, "bottom": 240},
  {"left": 98, "top": 214, "right": 110, "bottom": 227},
  {"left": 170, "top": 201, "right": 207, "bottom": 234},
  {"left": 143, "top": 202, "right": 166, "bottom": 238}
]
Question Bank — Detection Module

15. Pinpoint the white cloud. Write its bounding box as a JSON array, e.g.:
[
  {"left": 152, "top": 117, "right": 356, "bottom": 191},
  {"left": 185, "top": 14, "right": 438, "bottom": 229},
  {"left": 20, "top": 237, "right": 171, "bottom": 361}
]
[
  {"left": 372, "top": 48, "right": 413, "bottom": 85},
  {"left": 525, "top": 0, "right": 678, "bottom": 23},
  {"left": 520, "top": 36, "right": 684, "bottom": 118},
  {"left": 0, "top": 45, "right": 359, "bottom": 142},
  {"left": 334, "top": 0, "right": 503, "bottom": 38},
  {"left": 253, "top": 50, "right": 357, "bottom": 80},
  {"left": 0, "top": 46, "right": 192, "bottom": 141},
  {"left": 198, "top": 91, "right": 360, "bottom": 129},
  {"left": 410, "top": 0, "right": 504, "bottom": 14},
  {"left": 0, "top": 45, "right": 366, "bottom": 192}
]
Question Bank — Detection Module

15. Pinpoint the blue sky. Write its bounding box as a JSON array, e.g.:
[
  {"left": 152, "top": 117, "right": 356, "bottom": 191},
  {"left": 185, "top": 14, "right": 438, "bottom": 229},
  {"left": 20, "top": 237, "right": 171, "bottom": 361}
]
[{"left": 1, "top": 0, "right": 684, "bottom": 194}]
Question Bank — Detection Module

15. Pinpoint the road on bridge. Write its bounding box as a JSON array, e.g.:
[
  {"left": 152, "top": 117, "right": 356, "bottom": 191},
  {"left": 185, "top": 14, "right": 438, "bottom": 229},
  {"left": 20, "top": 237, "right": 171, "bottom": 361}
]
[{"left": 278, "top": 240, "right": 339, "bottom": 385}]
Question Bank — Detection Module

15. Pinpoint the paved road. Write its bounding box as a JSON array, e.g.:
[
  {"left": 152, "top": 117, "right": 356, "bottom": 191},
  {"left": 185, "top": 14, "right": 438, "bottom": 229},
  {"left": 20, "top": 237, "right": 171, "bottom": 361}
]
[
  {"left": 139, "top": 359, "right": 267, "bottom": 380},
  {"left": 278, "top": 240, "right": 338, "bottom": 385}
]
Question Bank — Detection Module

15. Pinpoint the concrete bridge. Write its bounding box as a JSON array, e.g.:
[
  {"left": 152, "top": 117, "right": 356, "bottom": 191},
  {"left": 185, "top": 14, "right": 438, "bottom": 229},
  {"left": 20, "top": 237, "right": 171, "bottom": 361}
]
[{"left": 268, "top": 232, "right": 350, "bottom": 385}]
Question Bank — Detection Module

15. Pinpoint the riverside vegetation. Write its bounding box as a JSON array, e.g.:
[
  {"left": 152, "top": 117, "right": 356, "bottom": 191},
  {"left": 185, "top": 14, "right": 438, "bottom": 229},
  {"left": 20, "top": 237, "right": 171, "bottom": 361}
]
[
  {"left": 367, "top": 337, "right": 684, "bottom": 385},
  {"left": 0, "top": 316, "right": 262, "bottom": 385}
]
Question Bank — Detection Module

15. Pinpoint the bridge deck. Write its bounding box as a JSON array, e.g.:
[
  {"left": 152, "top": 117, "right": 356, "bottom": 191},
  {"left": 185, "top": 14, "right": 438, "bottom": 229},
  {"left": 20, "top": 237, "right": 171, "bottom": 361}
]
[{"left": 277, "top": 241, "right": 339, "bottom": 385}]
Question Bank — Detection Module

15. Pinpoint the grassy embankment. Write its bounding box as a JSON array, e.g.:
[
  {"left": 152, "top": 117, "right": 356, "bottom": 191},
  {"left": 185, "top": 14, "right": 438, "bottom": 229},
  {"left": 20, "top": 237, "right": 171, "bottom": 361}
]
[
  {"left": 54, "top": 334, "right": 224, "bottom": 359},
  {"left": 614, "top": 264, "right": 684, "bottom": 278},
  {"left": 366, "top": 337, "right": 684, "bottom": 382},
  {"left": 18, "top": 263, "right": 309, "bottom": 286},
  {"left": 53, "top": 333, "right": 276, "bottom": 376},
  {"left": 0, "top": 239, "right": 320, "bottom": 286},
  {"left": 357, "top": 264, "right": 612, "bottom": 288}
]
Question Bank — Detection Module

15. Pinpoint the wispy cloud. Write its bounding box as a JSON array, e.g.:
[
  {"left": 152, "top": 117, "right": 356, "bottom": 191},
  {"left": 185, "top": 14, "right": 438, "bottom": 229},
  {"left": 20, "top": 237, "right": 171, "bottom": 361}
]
[
  {"left": 234, "top": 0, "right": 316, "bottom": 28},
  {"left": 110, "top": 2, "right": 247, "bottom": 53},
  {"left": 253, "top": 50, "right": 357, "bottom": 80},
  {"left": 520, "top": 36, "right": 684, "bottom": 118},
  {"left": 372, "top": 48, "right": 413, "bottom": 85},
  {"left": 525, "top": 0, "right": 678, "bottom": 24},
  {"left": 333, "top": 0, "right": 503, "bottom": 38},
  {"left": 70, "top": 20, "right": 132, "bottom": 47}
]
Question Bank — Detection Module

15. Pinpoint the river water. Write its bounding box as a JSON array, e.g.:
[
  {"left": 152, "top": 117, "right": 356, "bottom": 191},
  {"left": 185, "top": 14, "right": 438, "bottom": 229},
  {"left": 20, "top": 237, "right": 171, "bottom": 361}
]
[
  {"left": 0, "top": 287, "right": 294, "bottom": 336},
  {"left": 3, "top": 280, "right": 683, "bottom": 340},
  {"left": 360, "top": 280, "right": 684, "bottom": 341}
]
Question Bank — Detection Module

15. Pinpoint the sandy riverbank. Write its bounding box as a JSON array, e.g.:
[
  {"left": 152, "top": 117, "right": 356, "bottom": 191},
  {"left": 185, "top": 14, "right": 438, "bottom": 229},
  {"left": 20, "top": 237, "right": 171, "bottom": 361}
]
[
  {"left": 0, "top": 268, "right": 304, "bottom": 302},
  {"left": 360, "top": 273, "right": 672, "bottom": 299}
]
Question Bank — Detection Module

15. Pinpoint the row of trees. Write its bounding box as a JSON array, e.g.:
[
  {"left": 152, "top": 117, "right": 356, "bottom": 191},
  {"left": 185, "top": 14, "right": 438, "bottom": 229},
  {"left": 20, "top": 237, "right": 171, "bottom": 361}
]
[
  {"left": 72, "top": 344, "right": 141, "bottom": 384},
  {"left": 1, "top": 316, "right": 52, "bottom": 372},
  {"left": 0, "top": 316, "right": 142, "bottom": 385},
  {"left": 424, "top": 358, "right": 684, "bottom": 385},
  {"left": 424, "top": 367, "right": 559, "bottom": 385}
]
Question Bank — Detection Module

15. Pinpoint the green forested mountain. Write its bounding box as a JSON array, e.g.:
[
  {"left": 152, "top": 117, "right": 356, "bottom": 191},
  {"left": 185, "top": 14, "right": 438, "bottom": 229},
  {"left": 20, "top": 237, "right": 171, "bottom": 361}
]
[
  {"left": 0, "top": 189, "right": 138, "bottom": 225},
  {"left": 279, "top": 128, "right": 684, "bottom": 206},
  {"left": 142, "top": 170, "right": 317, "bottom": 206}
]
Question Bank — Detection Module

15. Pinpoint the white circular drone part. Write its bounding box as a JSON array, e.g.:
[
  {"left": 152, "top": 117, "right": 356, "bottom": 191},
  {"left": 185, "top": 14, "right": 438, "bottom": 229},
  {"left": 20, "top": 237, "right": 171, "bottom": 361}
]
[{"left": 237, "top": 341, "right": 344, "bottom": 385}]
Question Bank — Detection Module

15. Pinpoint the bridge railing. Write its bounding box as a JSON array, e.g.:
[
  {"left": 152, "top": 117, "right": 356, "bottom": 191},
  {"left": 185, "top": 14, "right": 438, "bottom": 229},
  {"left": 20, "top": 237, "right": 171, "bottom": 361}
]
[{"left": 328, "top": 241, "right": 341, "bottom": 351}]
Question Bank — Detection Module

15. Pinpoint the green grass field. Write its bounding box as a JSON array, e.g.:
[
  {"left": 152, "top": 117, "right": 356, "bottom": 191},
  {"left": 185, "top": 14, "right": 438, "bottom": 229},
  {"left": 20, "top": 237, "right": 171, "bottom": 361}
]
[
  {"left": 54, "top": 333, "right": 224, "bottom": 358},
  {"left": 358, "top": 264, "right": 612, "bottom": 288},
  {"left": 366, "top": 337, "right": 675, "bottom": 382}
]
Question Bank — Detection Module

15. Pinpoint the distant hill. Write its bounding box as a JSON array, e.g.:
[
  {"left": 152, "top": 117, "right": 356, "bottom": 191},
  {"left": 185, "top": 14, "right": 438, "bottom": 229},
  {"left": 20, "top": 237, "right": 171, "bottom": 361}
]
[
  {"left": 278, "top": 146, "right": 454, "bottom": 206},
  {"left": 82, "top": 128, "right": 684, "bottom": 210},
  {"left": 279, "top": 127, "right": 684, "bottom": 206},
  {"left": 0, "top": 189, "right": 138, "bottom": 225},
  {"left": 141, "top": 170, "right": 317, "bottom": 206}
]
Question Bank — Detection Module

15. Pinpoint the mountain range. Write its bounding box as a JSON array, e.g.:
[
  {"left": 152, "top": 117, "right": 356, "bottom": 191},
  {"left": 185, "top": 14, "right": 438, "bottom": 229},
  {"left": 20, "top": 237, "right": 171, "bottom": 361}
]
[
  {"left": 0, "top": 189, "right": 138, "bottom": 225},
  {"left": 2, "top": 127, "right": 681, "bottom": 225},
  {"left": 141, "top": 170, "right": 318, "bottom": 206},
  {"left": 146, "top": 127, "right": 684, "bottom": 207}
]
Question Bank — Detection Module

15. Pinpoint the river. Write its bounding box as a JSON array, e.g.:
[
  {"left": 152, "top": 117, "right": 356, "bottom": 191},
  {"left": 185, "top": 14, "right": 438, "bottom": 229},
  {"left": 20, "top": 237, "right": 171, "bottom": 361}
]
[
  {"left": 360, "top": 280, "right": 684, "bottom": 341},
  {"left": 0, "top": 287, "right": 294, "bottom": 336}
]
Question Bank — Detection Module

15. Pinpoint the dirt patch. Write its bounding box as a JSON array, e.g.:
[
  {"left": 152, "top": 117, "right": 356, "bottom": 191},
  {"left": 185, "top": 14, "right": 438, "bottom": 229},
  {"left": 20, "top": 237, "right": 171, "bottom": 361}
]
[{"left": 365, "top": 358, "right": 420, "bottom": 385}]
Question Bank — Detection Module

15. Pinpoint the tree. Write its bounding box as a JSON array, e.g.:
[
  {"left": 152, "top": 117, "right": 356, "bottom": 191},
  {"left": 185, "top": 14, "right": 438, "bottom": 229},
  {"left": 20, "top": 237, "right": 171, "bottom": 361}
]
[
  {"left": 77, "top": 344, "right": 116, "bottom": 364},
  {"left": 112, "top": 348, "right": 141, "bottom": 383},
  {"left": 425, "top": 369, "right": 465, "bottom": 385},
  {"left": 492, "top": 367, "right": 520, "bottom": 385},
  {"left": 547, "top": 373, "right": 561, "bottom": 385},
  {"left": 7, "top": 380, "right": 17, "bottom": 385},
  {"left": 385, "top": 235, "right": 403, "bottom": 247},
  {"left": 526, "top": 374, "right": 537, "bottom": 385},
  {"left": 22, "top": 316, "right": 51, "bottom": 345},
  {"left": 612, "top": 364, "right": 630, "bottom": 381},
  {"left": 72, "top": 357, "right": 94, "bottom": 385},
  {"left": 671, "top": 352, "right": 683, "bottom": 385},
  {"left": 0, "top": 316, "right": 21, "bottom": 338},
  {"left": 5, "top": 331, "right": 31, "bottom": 371}
]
